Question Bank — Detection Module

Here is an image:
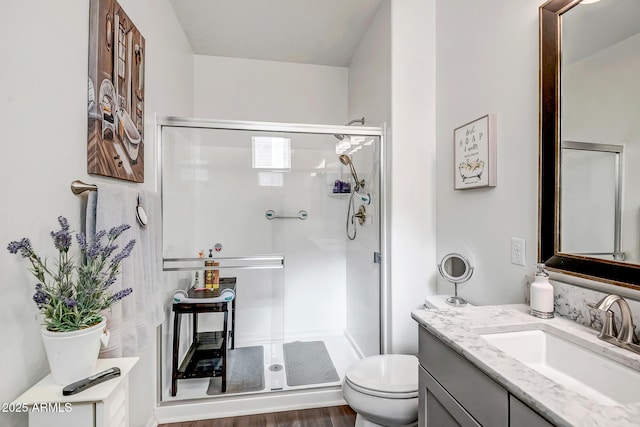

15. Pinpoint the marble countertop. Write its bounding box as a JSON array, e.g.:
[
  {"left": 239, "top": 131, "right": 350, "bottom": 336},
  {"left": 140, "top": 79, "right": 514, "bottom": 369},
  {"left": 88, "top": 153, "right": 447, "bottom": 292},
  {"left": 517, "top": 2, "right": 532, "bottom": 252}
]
[{"left": 412, "top": 304, "right": 640, "bottom": 427}]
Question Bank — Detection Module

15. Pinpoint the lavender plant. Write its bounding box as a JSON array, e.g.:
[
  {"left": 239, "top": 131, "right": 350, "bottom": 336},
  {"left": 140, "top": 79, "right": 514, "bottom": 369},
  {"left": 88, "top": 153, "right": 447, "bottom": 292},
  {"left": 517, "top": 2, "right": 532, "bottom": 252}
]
[{"left": 7, "top": 216, "right": 135, "bottom": 332}]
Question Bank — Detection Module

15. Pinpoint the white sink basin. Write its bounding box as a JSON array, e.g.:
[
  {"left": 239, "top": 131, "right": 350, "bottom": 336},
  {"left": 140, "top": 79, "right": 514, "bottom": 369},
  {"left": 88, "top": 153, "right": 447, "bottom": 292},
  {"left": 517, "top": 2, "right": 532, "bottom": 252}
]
[{"left": 480, "top": 329, "right": 640, "bottom": 405}]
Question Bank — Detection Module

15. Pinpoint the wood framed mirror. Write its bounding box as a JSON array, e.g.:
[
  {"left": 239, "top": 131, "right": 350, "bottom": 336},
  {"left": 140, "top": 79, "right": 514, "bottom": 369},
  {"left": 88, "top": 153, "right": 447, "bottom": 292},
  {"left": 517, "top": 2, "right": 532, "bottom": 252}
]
[{"left": 539, "top": 0, "right": 640, "bottom": 289}]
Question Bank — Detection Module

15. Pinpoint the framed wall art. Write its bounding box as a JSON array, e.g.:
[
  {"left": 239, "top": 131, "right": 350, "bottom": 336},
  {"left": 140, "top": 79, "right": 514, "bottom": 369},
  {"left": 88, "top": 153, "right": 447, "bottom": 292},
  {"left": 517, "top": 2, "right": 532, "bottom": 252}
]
[
  {"left": 453, "top": 114, "right": 496, "bottom": 190},
  {"left": 87, "top": 0, "right": 145, "bottom": 183}
]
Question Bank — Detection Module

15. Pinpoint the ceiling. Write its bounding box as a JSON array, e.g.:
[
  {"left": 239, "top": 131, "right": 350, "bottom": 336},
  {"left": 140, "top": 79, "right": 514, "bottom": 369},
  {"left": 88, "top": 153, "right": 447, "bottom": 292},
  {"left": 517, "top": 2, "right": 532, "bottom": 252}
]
[{"left": 168, "top": 0, "right": 385, "bottom": 67}]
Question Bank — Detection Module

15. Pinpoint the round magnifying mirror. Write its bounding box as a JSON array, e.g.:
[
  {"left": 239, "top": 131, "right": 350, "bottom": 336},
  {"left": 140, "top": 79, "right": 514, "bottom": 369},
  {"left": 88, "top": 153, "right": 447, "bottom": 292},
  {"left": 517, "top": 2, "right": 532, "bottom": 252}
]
[{"left": 438, "top": 253, "right": 474, "bottom": 307}]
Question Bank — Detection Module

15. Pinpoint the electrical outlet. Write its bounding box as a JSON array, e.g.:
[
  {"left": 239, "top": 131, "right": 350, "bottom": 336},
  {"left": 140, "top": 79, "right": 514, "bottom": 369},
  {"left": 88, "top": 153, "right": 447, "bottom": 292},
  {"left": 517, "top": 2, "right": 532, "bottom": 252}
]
[{"left": 511, "top": 238, "right": 526, "bottom": 266}]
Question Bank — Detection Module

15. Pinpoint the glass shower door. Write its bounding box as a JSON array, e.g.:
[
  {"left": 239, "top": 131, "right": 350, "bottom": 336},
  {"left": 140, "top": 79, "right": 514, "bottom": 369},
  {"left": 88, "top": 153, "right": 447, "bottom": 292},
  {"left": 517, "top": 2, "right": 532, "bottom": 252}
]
[
  {"left": 160, "top": 126, "right": 286, "bottom": 400},
  {"left": 158, "top": 118, "right": 384, "bottom": 402}
]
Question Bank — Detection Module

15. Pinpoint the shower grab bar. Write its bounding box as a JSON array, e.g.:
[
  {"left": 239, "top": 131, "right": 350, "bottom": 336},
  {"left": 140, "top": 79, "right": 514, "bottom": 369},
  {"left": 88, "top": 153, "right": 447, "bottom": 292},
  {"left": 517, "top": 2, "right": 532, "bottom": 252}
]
[
  {"left": 265, "top": 209, "right": 308, "bottom": 220},
  {"left": 163, "top": 255, "right": 284, "bottom": 271}
]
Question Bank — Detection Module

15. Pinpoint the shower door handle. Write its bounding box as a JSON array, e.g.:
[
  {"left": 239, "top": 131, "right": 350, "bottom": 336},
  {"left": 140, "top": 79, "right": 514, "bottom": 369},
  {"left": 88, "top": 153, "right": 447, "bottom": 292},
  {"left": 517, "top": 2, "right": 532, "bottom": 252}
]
[{"left": 265, "top": 209, "right": 308, "bottom": 220}]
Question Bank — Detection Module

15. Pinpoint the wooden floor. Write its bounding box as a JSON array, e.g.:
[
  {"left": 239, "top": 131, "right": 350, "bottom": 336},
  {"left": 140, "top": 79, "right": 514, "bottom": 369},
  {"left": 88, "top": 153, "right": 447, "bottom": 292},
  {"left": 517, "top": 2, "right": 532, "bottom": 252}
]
[{"left": 159, "top": 405, "right": 356, "bottom": 427}]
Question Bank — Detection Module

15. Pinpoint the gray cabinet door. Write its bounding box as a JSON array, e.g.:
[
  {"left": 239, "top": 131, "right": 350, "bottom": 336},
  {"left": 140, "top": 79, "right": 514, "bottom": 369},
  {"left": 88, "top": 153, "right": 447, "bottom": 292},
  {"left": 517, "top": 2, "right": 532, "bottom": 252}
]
[
  {"left": 420, "top": 366, "right": 481, "bottom": 427},
  {"left": 419, "top": 326, "right": 508, "bottom": 427},
  {"left": 510, "top": 395, "right": 555, "bottom": 427}
]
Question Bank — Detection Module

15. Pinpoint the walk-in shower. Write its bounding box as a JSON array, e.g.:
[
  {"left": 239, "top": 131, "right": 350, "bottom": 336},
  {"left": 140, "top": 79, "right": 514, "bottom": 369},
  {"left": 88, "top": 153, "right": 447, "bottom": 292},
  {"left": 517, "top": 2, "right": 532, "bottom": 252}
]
[{"left": 156, "top": 117, "right": 387, "bottom": 410}]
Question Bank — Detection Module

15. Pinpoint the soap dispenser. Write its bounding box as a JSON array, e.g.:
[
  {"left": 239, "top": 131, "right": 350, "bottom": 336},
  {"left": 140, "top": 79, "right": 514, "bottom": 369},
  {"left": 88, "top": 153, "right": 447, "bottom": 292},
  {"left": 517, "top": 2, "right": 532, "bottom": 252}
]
[{"left": 530, "top": 263, "right": 554, "bottom": 319}]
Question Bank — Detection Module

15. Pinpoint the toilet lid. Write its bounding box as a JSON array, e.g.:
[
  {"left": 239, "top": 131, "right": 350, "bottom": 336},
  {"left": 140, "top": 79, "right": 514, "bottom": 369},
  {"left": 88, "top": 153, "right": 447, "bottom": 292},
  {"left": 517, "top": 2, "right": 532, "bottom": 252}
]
[{"left": 345, "top": 354, "right": 418, "bottom": 394}]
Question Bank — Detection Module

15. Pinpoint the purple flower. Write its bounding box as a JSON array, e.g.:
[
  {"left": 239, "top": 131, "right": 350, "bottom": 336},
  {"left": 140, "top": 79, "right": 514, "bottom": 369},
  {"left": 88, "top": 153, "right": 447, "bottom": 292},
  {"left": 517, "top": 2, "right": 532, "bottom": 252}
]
[
  {"left": 86, "top": 231, "right": 106, "bottom": 259},
  {"left": 108, "top": 224, "right": 131, "bottom": 239},
  {"left": 94, "top": 230, "right": 106, "bottom": 241},
  {"left": 57, "top": 216, "right": 70, "bottom": 232},
  {"left": 33, "top": 289, "right": 49, "bottom": 308},
  {"left": 110, "top": 239, "right": 136, "bottom": 267},
  {"left": 112, "top": 287, "right": 133, "bottom": 302},
  {"left": 102, "top": 243, "right": 118, "bottom": 258},
  {"left": 10, "top": 218, "right": 138, "bottom": 331},
  {"left": 50, "top": 216, "right": 72, "bottom": 252},
  {"left": 103, "top": 276, "right": 117, "bottom": 288},
  {"left": 7, "top": 238, "right": 33, "bottom": 258},
  {"left": 76, "top": 233, "right": 87, "bottom": 250}
]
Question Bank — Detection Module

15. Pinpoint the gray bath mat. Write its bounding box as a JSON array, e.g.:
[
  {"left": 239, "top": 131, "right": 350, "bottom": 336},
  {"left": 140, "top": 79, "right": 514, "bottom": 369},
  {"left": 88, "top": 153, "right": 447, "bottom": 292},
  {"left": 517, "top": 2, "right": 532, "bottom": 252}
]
[
  {"left": 206, "top": 346, "right": 265, "bottom": 395},
  {"left": 283, "top": 341, "right": 340, "bottom": 386}
]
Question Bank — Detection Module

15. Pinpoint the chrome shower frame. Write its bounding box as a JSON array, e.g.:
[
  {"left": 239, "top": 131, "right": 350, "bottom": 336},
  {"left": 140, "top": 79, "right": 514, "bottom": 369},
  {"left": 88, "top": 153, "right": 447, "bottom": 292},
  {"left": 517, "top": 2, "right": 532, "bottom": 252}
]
[{"left": 155, "top": 116, "right": 391, "bottom": 405}]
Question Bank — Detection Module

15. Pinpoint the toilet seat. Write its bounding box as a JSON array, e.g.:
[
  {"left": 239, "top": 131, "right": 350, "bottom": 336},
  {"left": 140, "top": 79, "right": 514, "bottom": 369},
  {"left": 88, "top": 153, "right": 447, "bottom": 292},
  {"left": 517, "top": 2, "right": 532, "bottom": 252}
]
[
  {"left": 345, "top": 354, "right": 418, "bottom": 399},
  {"left": 345, "top": 377, "right": 418, "bottom": 399}
]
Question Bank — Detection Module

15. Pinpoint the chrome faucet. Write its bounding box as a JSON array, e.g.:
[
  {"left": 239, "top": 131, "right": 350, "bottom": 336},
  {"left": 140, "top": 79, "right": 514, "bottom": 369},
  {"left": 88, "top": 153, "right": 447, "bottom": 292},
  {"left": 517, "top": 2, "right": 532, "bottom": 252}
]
[{"left": 590, "top": 294, "right": 640, "bottom": 355}]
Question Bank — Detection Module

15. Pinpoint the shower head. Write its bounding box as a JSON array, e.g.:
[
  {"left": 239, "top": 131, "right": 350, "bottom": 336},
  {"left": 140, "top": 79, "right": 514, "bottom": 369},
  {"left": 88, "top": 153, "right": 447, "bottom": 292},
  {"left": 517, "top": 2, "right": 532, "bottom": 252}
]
[
  {"left": 345, "top": 117, "right": 365, "bottom": 127},
  {"left": 339, "top": 154, "right": 365, "bottom": 191},
  {"left": 334, "top": 117, "right": 366, "bottom": 141}
]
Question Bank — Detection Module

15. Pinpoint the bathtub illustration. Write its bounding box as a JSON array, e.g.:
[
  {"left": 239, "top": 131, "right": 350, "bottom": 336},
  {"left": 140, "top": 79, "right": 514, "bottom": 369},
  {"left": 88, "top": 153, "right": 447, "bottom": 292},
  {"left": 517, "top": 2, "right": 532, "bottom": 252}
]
[
  {"left": 458, "top": 158, "right": 484, "bottom": 183},
  {"left": 117, "top": 109, "right": 141, "bottom": 162}
]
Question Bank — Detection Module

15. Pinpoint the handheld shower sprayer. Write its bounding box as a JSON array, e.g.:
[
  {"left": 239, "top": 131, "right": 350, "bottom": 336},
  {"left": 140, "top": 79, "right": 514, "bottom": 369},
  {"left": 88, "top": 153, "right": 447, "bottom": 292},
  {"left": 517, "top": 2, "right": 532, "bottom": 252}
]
[{"left": 339, "top": 154, "right": 365, "bottom": 191}]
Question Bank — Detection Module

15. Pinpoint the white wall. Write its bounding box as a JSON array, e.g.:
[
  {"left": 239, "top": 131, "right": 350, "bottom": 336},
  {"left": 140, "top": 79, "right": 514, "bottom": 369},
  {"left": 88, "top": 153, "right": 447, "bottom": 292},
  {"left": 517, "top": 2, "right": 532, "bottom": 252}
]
[
  {"left": 0, "top": 1, "right": 193, "bottom": 426},
  {"left": 435, "top": 0, "right": 542, "bottom": 306},
  {"left": 347, "top": 1, "right": 390, "bottom": 357},
  {"left": 193, "top": 55, "right": 348, "bottom": 124},
  {"left": 388, "top": 0, "right": 438, "bottom": 354},
  {"left": 349, "top": 1, "right": 391, "bottom": 128}
]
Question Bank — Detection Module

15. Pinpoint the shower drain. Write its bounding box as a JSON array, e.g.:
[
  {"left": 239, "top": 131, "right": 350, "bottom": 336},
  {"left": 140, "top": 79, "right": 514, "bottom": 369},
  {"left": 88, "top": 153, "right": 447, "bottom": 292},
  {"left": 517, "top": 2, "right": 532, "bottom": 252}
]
[{"left": 268, "top": 363, "right": 283, "bottom": 372}]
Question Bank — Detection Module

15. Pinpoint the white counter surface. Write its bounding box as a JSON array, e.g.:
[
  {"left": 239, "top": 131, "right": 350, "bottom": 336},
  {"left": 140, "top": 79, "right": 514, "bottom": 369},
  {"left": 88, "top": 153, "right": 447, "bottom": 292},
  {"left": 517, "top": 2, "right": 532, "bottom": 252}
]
[{"left": 412, "top": 304, "right": 640, "bottom": 427}]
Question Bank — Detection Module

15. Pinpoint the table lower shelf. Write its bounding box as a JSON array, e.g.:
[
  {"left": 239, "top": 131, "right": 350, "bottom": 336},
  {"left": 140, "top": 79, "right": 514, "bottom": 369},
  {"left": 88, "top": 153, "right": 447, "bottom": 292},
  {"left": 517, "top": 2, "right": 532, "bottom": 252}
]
[{"left": 176, "top": 331, "right": 226, "bottom": 380}]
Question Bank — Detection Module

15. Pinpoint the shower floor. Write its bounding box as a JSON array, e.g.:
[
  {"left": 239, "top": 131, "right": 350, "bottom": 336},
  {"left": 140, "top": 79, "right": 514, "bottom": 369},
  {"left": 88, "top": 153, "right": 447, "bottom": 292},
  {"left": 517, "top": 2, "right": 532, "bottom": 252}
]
[{"left": 163, "top": 333, "right": 361, "bottom": 402}]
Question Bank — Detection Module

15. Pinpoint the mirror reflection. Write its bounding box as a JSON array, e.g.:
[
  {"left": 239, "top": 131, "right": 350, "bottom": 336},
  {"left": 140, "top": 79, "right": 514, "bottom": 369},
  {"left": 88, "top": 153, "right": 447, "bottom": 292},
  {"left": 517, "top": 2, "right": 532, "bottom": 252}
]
[
  {"left": 442, "top": 256, "right": 469, "bottom": 281},
  {"left": 560, "top": 141, "right": 623, "bottom": 261},
  {"left": 560, "top": 0, "right": 640, "bottom": 264}
]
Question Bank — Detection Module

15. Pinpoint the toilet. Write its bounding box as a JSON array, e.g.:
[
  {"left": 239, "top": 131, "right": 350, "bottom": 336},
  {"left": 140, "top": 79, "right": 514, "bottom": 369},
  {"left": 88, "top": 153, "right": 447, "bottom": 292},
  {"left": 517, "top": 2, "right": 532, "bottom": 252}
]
[
  {"left": 343, "top": 295, "right": 473, "bottom": 427},
  {"left": 342, "top": 354, "right": 418, "bottom": 427}
]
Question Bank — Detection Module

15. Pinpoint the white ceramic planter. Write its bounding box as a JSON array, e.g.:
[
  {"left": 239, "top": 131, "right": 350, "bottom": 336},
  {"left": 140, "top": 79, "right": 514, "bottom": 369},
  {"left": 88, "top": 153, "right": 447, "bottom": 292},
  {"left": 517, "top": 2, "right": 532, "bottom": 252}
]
[{"left": 41, "top": 318, "right": 109, "bottom": 385}]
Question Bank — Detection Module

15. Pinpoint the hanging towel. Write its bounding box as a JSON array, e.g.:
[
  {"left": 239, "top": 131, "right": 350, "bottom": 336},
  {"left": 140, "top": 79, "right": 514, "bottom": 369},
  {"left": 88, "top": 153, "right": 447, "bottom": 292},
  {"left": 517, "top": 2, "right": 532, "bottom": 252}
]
[{"left": 86, "top": 183, "right": 165, "bottom": 357}]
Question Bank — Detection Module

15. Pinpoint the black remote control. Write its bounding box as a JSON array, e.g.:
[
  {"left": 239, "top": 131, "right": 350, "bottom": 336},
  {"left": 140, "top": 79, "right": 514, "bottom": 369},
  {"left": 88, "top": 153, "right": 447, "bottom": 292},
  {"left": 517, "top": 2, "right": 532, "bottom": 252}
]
[{"left": 62, "top": 367, "right": 121, "bottom": 396}]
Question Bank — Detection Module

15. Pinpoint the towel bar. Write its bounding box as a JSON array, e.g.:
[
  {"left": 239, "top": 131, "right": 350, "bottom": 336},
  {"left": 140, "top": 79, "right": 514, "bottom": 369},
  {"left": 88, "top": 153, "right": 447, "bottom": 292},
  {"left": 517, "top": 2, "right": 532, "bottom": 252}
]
[{"left": 71, "top": 180, "right": 98, "bottom": 195}]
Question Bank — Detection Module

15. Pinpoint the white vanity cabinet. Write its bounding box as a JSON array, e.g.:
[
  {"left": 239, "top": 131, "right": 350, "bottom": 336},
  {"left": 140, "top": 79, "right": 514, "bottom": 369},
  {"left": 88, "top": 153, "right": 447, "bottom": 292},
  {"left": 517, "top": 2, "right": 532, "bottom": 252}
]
[
  {"left": 12, "top": 357, "right": 138, "bottom": 427},
  {"left": 418, "top": 326, "right": 553, "bottom": 427}
]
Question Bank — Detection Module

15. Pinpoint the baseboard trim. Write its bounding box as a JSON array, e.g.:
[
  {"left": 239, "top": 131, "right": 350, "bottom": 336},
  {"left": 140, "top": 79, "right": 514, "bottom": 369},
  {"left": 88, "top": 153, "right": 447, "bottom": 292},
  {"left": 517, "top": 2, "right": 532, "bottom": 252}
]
[
  {"left": 145, "top": 415, "right": 159, "bottom": 427},
  {"left": 344, "top": 329, "right": 365, "bottom": 359}
]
